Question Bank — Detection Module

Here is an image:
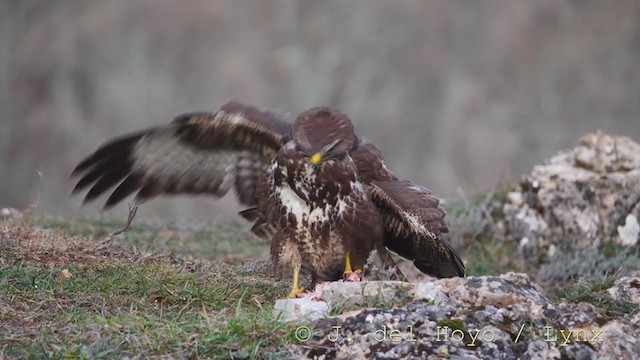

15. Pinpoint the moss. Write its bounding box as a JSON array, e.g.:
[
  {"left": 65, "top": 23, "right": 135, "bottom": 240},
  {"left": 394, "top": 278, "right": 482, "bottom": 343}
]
[{"left": 437, "top": 319, "right": 466, "bottom": 333}]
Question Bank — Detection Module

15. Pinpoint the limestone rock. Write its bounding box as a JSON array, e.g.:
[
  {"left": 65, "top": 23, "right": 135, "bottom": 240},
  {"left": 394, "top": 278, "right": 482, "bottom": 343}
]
[
  {"left": 617, "top": 214, "right": 640, "bottom": 247},
  {"left": 461, "top": 131, "right": 640, "bottom": 285},
  {"left": 320, "top": 280, "right": 449, "bottom": 306},
  {"left": 273, "top": 298, "right": 329, "bottom": 322},
  {"left": 446, "top": 272, "right": 548, "bottom": 307},
  {"left": 280, "top": 273, "right": 638, "bottom": 359},
  {"left": 607, "top": 273, "right": 640, "bottom": 305},
  {"left": 575, "top": 130, "right": 640, "bottom": 173}
]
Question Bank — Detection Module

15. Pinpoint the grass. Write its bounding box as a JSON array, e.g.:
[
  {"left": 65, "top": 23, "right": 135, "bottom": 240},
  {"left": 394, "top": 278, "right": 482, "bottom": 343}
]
[
  {"left": 30, "top": 216, "right": 267, "bottom": 261},
  {"left": 550, "top": 276, "right": 639, "bottom": 318},
  {"left": 446, "top": 186, "right": 522, "bottom": 277},
  {"left": 1, "top": 200, "right": 636, "bottom": 358},
  {"left": 0, "top": 219, "right": 303, "bottom": 359},
  {"left": 462, "top": 233, "right": 520, "bottom": 276}
]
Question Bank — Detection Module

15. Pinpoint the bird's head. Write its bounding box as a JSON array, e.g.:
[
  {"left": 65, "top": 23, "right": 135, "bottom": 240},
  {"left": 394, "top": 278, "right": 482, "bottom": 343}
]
[{"left": 292, "top": 107, "right": 356, "bottom": 167}]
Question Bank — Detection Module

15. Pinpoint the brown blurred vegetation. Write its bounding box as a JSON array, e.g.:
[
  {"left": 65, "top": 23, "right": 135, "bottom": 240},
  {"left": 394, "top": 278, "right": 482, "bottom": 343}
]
[{"left": 1, "top": 1, "right": 639, "bottom": 221}]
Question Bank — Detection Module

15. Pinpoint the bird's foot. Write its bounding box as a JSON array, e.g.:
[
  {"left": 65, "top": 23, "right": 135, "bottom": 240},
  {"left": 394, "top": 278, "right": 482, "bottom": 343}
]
[
  {"left": 342, "top": 252, "right": 362, "bottom": 282},
  {"left": 343, "top": 268, "right": 362, "bottom": 276},
  {"left": 343, "top": 268, "right": 363, "bottom": 282},
  {"left": 287, "top": 286, "right": 305, "bottom": 299},
  {"left": 287, "top": 269, "right": 304, "bottom": 298}
]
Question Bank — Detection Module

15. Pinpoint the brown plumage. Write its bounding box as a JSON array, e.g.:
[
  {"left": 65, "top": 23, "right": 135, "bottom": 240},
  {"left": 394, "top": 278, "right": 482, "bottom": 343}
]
[
  {"left": 72, "top": 101, "right": 465, "bottom": 297},
  {"left": 71, "top": 101, "right": 290, "bottom": 208},
  {"left": 369, "top": 180, "right": 463, "bottom": 278}
]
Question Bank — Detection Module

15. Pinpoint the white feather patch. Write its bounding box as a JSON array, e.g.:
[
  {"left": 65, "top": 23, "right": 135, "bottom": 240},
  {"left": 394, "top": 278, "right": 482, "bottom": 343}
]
[
  {"left": 403, "top": 211, "right": 436, "bottom": 239},
  {"left": 277, "top": 186, "right": 306, "bottom": 222}
]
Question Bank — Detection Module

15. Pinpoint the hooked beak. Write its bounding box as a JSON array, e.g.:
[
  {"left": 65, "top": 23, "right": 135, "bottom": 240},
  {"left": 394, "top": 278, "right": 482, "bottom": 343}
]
[{"left": 309, "top": 153, "right": 322, "bottom": 165}]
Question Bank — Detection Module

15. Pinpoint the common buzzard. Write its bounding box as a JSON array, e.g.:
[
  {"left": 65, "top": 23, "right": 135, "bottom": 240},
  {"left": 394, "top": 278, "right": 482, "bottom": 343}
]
[{"left": 72, "top": 101, "right": 465, "bottom": 298}]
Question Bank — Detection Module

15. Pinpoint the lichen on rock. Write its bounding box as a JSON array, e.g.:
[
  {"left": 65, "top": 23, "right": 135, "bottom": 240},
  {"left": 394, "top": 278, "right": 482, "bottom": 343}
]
[
  {"left": 454, "top": 131, "right": 640, "bottom": 286},
  {"left": 280, "top": 272, "right": 639, "bottom": 359}
]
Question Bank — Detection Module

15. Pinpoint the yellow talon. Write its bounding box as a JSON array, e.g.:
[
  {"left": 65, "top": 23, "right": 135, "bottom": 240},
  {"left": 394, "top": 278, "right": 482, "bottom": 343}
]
[
  {"left": 343, "top": 252, "right": 363, "bottom": 276},
  {"left": 287, "top": 269, "right": 304, "bottom": 298},
  {"left": 288, "top": 287, "right": 304, "bottom": 299}
]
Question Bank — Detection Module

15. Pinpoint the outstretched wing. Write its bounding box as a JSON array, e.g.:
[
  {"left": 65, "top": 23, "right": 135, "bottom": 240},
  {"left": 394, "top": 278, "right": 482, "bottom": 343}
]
[
  {"left": 71, "top": 101, "right": 292, "bottom": 208},
  {"left": 369, "top": 179, "right": 465, "bottom": 278}
]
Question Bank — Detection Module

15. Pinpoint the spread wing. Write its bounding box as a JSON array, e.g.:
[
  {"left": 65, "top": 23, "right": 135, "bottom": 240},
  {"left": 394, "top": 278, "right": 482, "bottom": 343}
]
[
  {"left": 369, "top": 179, "right": 465, "bottom": 278},
  {"left": 71, "top": 101, "right": 292, "bottom": 208}
]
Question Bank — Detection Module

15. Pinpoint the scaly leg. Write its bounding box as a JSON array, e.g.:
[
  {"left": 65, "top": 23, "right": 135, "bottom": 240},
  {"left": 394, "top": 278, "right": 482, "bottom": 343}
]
[
  {"left": 343, "top": 252, "right": 362, "bottom": 279},
  {"left": 287, "top": 269, "right": 304, "bottom": 298}
]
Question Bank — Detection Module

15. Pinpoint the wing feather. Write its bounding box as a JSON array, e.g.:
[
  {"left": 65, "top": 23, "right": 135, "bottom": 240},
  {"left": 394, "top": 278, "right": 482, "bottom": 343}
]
[
  {"left": 82, "top": 162, "right": 132, "bottom": 203},
  {"left": 105, "top": 174, "right": 143, "bottom": 207},
  {"left": 369, "top": 179, "right": 465, "bottom": 278},
  {"left": 351, "top": 139, "right": 396, "bottom": 184},
  {"left": 71, "top": 101, "right": 291, "bottom": 208}
]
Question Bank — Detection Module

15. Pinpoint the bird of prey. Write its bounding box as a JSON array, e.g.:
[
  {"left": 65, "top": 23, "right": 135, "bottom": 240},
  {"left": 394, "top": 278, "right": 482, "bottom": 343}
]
[{"left": 72, "top": 101, "right": 465, "bottom": 298}]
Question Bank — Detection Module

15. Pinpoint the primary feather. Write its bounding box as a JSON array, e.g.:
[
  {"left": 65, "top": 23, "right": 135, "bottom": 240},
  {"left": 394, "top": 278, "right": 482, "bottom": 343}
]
[{"left": 72, "top": 102, "right": 291, "bottom": 208}]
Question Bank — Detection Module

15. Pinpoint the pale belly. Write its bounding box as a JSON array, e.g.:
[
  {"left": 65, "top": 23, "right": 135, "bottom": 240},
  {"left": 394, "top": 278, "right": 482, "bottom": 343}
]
[
  {"left": 276, "top": 184, "right": 349, "bottom": 281},
  {"left": 300, "top": 233, "right": 346, "bottom": 281}
]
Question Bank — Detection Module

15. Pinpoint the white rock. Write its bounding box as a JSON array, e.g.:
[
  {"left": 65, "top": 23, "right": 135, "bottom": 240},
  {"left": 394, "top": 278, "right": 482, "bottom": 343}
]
[
  {"left": 272, "top": 298, "right": 329, "bottom": 322},
  {"left": 1, "top": 207, "right": 23, "bottom": 221},
  {"left": 320, "top": 281, "right": 449, "bottom": 306},
  {"left": 506, "top": 192, "right": 523, "bottom": 205},
  {"left": 607, "top": 275, "right": 640, "bottom": 305},
  {"left": 409, "top": 282, "right": 450, "bottom": 304},
  {"left": 548, "top": 244, "right": 557, "bottom": 257},
  {"left": 617, "top": 214, "right": 640, "bottom": 246}
]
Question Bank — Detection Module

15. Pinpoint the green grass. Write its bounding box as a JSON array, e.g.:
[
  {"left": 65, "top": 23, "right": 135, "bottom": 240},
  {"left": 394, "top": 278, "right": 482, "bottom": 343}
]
[
  {"left": 445, "top": 186, "right": 523, "bottom": 277},
  {"left": 2, "top": 205, "right": 636, "bottom": 358},
  {"left": 550, "top": 276, "right": 639, "bottom": 318},
  {"left": 0, "top": 221, "right": 302, "bottom": 359},
  {"left": 463, "top": 233, "right": 520, "bottom": 276}
]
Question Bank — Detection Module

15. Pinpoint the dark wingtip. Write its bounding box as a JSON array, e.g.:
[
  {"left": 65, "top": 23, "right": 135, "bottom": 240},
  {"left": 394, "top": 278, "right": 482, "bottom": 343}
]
[
  {"left": 412, "top": 234, "right": 466, "bottom": 279},
  {"left": 103, "top": 175, "right": 142, "bottom": 209},
  {"left": 414, "top": 258, "right": 465, "bottom": 279},
  {"left": 238, "top": 207, "right": 260, "bottom": 222},
  {"left": 71, "top": 154, "right": 97, "bottom": 177},
  {"left": 452, "top": 251, "right": 466, "bottom": 278},
  {"left": 438, "top": 235, "right": 466, "bottom": 278},
  {"left": 71, "top": 128, "right": 153, "bottom": 206},
  {"left": 70, "top": 127, "right": 153, "bottom": 178},
  {"left": 70, "top": 165, "right": 86, "bottom": 178},
  {"left": 449, "top": 258, "right": 466, "bottom": 278},
  {"left": 102, "top": 201, "right": 117, "bottom": 211},
  {"left": 71, "top": 182, "right": 84, "bottom": 195},
  {"left": 81, "top": 195, "right": 94, "bottom": 207}
]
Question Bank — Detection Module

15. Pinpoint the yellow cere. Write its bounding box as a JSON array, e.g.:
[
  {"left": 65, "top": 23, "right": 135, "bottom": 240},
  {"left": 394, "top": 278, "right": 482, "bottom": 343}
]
[{"left": 310, "top": 153, "right": 322, "bottom": 165}]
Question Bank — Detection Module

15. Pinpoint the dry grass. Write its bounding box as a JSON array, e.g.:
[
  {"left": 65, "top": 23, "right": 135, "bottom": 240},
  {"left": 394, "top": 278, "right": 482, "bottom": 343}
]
[{"left": 0, "top": 218, "right": 302, "bottom": 359}]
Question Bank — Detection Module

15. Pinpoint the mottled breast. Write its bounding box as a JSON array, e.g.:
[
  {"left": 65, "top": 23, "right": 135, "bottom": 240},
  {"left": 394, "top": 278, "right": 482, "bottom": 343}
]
[{"left": 268, "top": 142, "right": 363, "bottom": 278}]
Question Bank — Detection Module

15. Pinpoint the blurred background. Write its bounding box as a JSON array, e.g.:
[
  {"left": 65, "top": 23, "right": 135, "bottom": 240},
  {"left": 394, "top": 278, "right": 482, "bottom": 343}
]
[{"left": 1, "top": 1, "right": 639, "bottom": 222}]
